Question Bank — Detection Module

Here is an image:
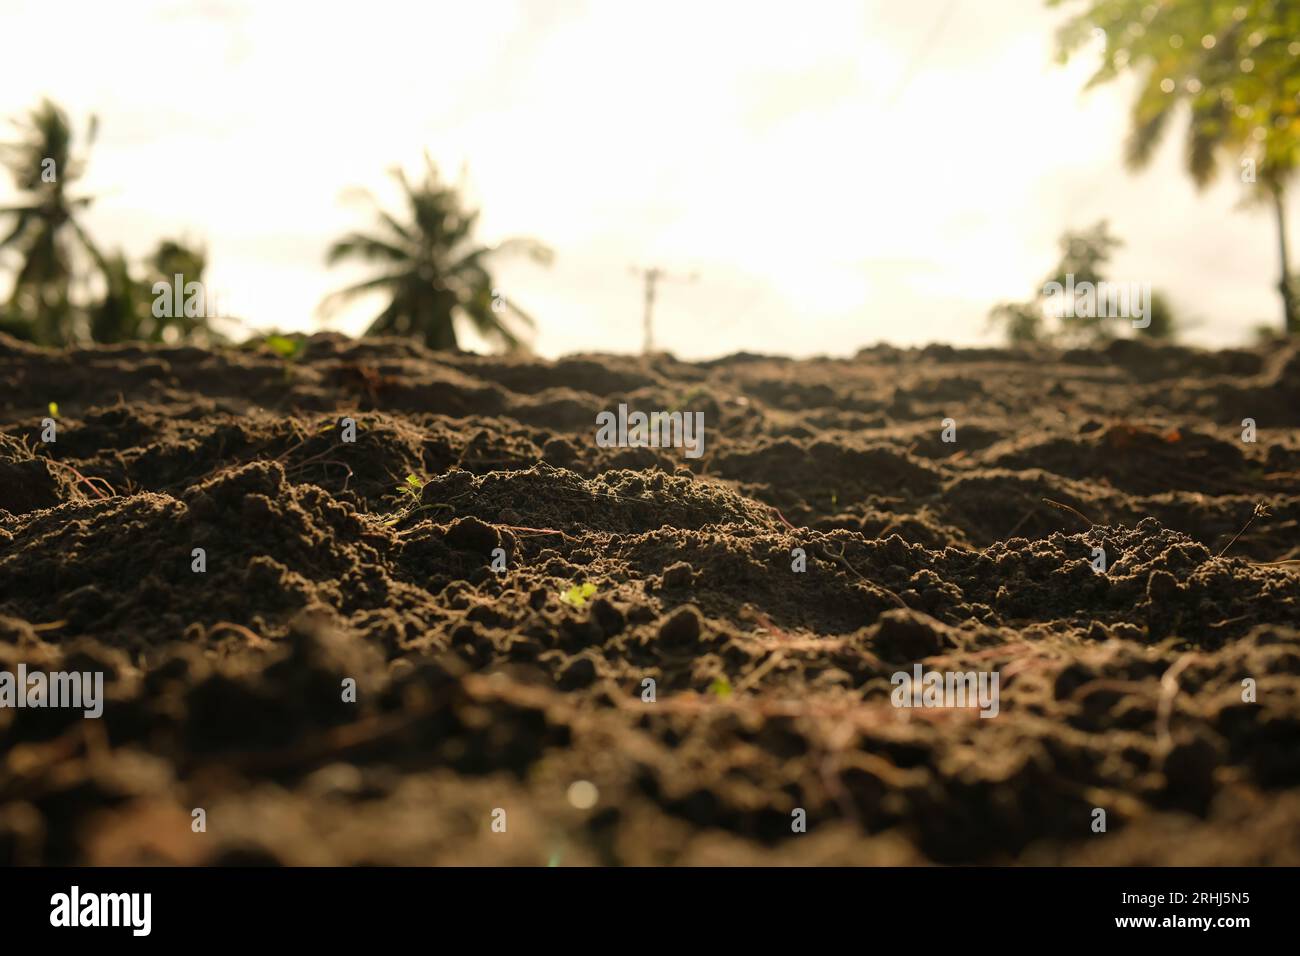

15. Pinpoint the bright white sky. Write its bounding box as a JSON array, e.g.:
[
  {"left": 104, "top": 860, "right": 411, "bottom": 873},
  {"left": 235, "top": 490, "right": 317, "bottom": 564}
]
[{"left": 0, "top": 0, "right": 1293, "bottom": 356}]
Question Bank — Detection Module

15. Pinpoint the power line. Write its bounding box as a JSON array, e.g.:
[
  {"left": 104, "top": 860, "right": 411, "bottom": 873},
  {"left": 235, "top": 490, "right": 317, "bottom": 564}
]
[{"left": 885, "top": 0, "right": 959, "bottom": 108}]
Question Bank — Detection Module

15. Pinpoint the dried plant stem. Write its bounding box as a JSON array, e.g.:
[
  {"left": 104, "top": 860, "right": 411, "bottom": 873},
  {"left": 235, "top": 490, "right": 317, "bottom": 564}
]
[
  {"left": 1217, "top": 503, "right": 1271, "bottom": 558},
  {"left": 1041, "top": 497, "right": 1093, "bottom": 527},
  {"left": 818, "top": 541, "right": 908, "bottom": 609}
]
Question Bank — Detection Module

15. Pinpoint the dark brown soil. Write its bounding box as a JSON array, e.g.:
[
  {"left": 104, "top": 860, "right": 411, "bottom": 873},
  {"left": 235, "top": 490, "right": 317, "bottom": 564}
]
[{"left": 2, "top": 331, "right": 1299, "bottom": 865}]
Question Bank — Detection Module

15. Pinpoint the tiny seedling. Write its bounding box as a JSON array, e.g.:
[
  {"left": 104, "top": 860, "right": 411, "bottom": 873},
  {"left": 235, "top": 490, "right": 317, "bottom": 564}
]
[
  {"left": 264, "top": 334, "right": 304, "bottom": 360},
  {"left": 709, "top": 676, "right": 733, "bottom": 698},
  {"left": 397, "top": 473, "right": 424, "bottom": 501},
  {"left": 318, "top": 415, "right": 365, "bottom": 435},
  {"left": 264, "top": 335, "right": 305, "bottom": 380},
  {"left": 48, "top": 401, "right": 58, "bottom": 417},
  {"left": 560, "top": 582, "right": 597, "bottom": 608},
  {"left": 382, "top": 473, "right": 430, "bottom": 527}
]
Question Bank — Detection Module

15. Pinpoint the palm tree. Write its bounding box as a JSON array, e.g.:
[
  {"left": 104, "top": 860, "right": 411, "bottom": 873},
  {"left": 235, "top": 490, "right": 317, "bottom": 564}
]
[
  {"left": 0, "top": 99, "right": 105, "bottom": 344},
  {"left": 323, "top": 153, "right": 552, "bottom": 351},
  {"left": 89, "top": 239, "right": 224, "bottom": 344},
  {"left": 145, "top": 238, "right": 226, "bottom": 343},
  {"left": 89, "top": 250, "right": 147, "bottom": 344},
  {"left": 1051, "top": 0, "right": 1300, "bottom": 333}
]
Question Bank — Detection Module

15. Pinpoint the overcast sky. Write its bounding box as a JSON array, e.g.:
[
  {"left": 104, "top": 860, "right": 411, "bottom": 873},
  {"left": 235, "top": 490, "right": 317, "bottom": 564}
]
[{"left": 1, "top": 0, "right": 1293, "bottom": 357}]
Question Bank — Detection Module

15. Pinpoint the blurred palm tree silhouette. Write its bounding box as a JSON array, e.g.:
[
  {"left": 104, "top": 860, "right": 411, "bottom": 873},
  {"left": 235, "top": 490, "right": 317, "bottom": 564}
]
[
  {"left": 323, "top": 153, "right": 552, "bottom": 351},
  {"left": 1051, "top": 0, "right": 1300, "bottom": 333},
  {"left": 91, "top": 239, "right": 226, "bottom": 344},
  {"left": 1, "top": 100, "right": 224, "bottom": 346},
  {"left": 0, "top": 98, "right": 105, "bottom": 344}
]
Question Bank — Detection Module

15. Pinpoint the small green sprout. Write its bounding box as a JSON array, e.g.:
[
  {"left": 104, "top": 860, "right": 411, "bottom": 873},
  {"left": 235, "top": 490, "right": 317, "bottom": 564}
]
[
  {"left": 48, "top": 402, "right": 58, "bottom": 418},
  {"left": 709, "top": 676, "right": 733, "bottom": 698},
  {"left": 264, "top": 334, "right": 304, "bottom": 360},
  {"left": 397, "top": 473, "right": 424, "bottom": 499},
  {"left": 382, "top": 474, "right": 427, "bottom": 527},
  {"left": 560, "top": 582, "right": 597, "bottom": 608}
]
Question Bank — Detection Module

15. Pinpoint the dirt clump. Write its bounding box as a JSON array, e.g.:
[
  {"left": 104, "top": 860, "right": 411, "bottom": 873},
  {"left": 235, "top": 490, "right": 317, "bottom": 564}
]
[{"left": 1, "top": 331, "right": 1298, "bottom": 864}]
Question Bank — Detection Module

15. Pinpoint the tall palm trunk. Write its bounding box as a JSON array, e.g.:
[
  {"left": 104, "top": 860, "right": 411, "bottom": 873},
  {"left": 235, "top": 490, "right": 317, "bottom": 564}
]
[{"left": 1272, "top": 182, "right": 1298, "bottom": 335}]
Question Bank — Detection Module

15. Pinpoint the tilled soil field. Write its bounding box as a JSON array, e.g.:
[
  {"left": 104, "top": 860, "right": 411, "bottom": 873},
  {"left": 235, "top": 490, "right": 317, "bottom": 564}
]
[{"left": 1, "top": 332, "right": 1299, "bottom": 865}]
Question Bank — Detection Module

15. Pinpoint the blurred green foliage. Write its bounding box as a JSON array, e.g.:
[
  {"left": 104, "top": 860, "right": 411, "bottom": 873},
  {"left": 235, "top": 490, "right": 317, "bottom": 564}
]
[
  {"left": 0, "top": 99, "right": 226, "bottom": 346},
  {"left": 989, "top": 221, "right": 1178, "bottom": 345},
  {"left": 1050, "top": 0, "right": 1300, "bottom": 332}
]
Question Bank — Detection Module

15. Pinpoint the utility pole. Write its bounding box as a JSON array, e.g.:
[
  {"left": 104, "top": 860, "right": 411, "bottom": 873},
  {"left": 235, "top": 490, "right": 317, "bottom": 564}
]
[{"left": 630, "top": 265, "right": 696, "bottom": 354}]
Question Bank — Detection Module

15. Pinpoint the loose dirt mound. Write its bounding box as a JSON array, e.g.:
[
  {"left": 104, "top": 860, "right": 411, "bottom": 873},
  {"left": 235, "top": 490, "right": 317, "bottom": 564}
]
[{"left": 1, "top": 332, "right": 1298, "bottom": 865}]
